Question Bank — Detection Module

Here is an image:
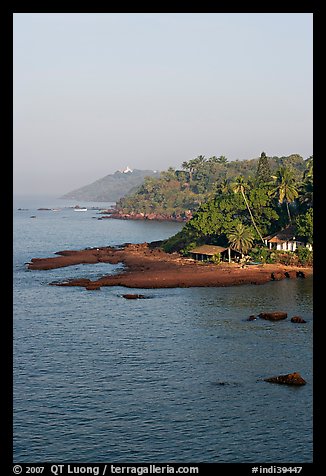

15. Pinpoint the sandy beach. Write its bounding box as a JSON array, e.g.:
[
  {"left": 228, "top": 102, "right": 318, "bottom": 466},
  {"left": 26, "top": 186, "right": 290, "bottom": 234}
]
[{"left": 27, "top": 242, "right": 313, "bottom": 289}]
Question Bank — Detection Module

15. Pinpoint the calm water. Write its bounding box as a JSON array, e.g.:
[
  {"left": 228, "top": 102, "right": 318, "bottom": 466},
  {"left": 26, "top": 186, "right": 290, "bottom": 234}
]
[{"left": 13, "top": 196, "right": 313, "bottom": 463}]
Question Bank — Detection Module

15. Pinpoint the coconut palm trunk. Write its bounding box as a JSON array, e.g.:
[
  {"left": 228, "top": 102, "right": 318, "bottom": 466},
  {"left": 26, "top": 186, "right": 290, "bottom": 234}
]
[
  {"left": 240, "top": 189, "right": 264, "bottom": 243},
  {"left": 232, "top": 176, "right": 265, "bottom": 244},
  {"left": 286, "top": 201, "right": 292, "bottom": 224}
]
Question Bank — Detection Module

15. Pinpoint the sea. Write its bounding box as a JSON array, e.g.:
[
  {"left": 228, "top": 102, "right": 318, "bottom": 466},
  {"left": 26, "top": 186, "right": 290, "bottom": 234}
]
[{"left": 13, "top": 195, "right": 313, "bottom": 464}]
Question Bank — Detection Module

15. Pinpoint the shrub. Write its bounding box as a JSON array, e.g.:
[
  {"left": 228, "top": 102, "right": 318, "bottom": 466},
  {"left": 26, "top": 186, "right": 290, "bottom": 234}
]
[
  {"left": 249, "top": 246, "right": 276, "bottom": 264},
  {"left": 277, "top": 252, "right": 297, "bottom": 266},
  {"left": 211, "top": 254, "right": 221, "bottom": 264},
  {"left": 296, "top": 247, "right": 313, "bottom": 266},
  {"left": 179, "top": 242, "right": 199, "bottom": 256}
]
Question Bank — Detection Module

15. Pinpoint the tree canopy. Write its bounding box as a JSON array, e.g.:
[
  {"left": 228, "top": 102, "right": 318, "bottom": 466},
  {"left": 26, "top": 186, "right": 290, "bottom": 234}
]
[
  {"left": 256, "top": 151, "right": 272, "bottom": 184},
  {"left": 227, "top": 224, "right": 254, "bottom": 255},
  {"left": 113, "top": 153, "right": 313, "bottom": 257},
  {"left": 161, "top": 154, "right": 313, "bottom": 256},
  {"left": 117, "top": 153, "right": 307, "bottom": 219}
]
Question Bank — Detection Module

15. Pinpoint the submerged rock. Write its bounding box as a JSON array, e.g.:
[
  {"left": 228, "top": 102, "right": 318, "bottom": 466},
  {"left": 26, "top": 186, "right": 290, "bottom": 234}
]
[
  {"left": 212, "top": 381, "right": 240, "bottom": 387},
  {"left": 247, "top": 315, "right": 257, "bottom": 321},
  {"left": 291, "top": 316, "right": 307, "bottom": 323},
  {"left": 52, "top": 278, "right": 91, "bottom": 287},
  {"left": 258, "top": 311, "right": 288, "bottom": 321},
  {"left": 122, "top": 293, "right": 146, "bottom": 299},
  {"left": 264, "top": 372, "right": 306, "bottom": 386}
]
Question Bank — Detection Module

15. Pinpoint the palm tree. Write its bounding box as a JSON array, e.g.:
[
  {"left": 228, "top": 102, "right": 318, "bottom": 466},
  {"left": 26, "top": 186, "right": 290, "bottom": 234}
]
[
  {"left": 231, "top": 175, "right": 264, "bottom": 243},
  {"left": 303, "top": 156, "right": 313, "bottom": 181},
  {"left": 299, "top": 157, "right": 313, "bottom": 208},
  {"left": 216, "top": 155, "right": 228, "bottom": 164},
  {"left": 182, "top": 156, "right": 205, "bottom": 181},
  {"left": 227, "top": 223, "right": 254, "bottom": 256},
  {"left": 299, "top": 180, "right": 313, "bottom": 209},
  {"left": 216, "top": 178, "right": 231, "bottom": 195},
  {"left": 270, "top": 167, "right": 299, "bottom": 223}
]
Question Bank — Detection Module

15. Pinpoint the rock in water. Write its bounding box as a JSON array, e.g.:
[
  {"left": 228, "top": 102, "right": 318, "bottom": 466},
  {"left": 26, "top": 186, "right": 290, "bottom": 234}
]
[
  {"left": 122, "top": 294, "right": 146, "bottom": 299},
  {"left": 85, "top": 284, "right": 101, "bottom": 290},
  {"left": 258, "top": 311, "right": 288, "bottom": 321},
  {"left": 247, "top": 315, "right": 257, "bottom": 321},
  {"left": 291, "top": 316, "right": 307, "bottom": 323},
  {"left": 264, "top": 372, "right": 306, "bottom": 385}
]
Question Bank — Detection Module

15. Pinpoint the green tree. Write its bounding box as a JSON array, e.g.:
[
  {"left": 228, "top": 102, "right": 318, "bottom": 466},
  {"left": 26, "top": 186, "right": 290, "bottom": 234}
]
[
  {"left": 231, "top": 175, "right": 264, "bottom": 243},
  {"left": 160, "top": 167, "right": 177, "bottom": 181},
  {"left": 182, "top": 155, "right": 206, "bottom": 181},
  {"left": 270, "top": 167, "right": 299, "bottom": 224},
  {"left": 227, "top": 223, "right": 254, "bottom": 255},
  {"left": 216, "top": 155, "right": 228, "bottom": 164},
  {"left": 209, "top": 155, "right": 228, "bottom": 164},
  {"left": 216, "top": 178, "right": 231, "bottom": 195},
  {"left": 295, "top": 208, "right": 313, "bottom": 245},
  {"left": 256, "top": 151, "right": 271, "bottom": 184},
  {"left": 247, "top": 185, "right": 279, "bottom": 237},
  {"left": 303, "top": 156, "right": 313, "bottom": 180},
  {"left": 299, "top": 156, "right": 313, "bottom": 208},
  {"left": 296, "top": 247, "right": 313, "bottom": 266},
  {"left": 116, "top": 153, "right": 308, "bottom": 228}
]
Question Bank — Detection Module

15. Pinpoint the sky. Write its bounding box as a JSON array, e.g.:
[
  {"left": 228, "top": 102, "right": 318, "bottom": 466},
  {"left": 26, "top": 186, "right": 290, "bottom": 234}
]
[{"left": 13, "top": 13, "right": 313, "bottom": 196}]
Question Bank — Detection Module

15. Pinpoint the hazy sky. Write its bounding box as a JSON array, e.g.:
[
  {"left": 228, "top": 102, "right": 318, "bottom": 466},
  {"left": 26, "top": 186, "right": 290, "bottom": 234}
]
[{"left": 13, "top": 13, "right": 313, "bottom": 196}]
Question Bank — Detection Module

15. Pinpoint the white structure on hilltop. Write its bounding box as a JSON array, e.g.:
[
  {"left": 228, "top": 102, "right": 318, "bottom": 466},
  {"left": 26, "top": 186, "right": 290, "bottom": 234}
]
[{"left": 122, "top": 166, "right": 133, "bottom": 173}]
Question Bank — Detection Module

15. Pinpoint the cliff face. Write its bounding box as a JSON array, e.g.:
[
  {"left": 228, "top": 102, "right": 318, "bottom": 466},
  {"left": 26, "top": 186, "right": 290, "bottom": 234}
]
[{"left": 60, "top": 169, "right": 160, "bottom": 202}]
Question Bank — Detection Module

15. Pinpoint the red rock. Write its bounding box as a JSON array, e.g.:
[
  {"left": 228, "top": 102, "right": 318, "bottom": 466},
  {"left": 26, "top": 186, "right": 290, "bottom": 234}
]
[
  {"left": 264, "top": 372, "right": 306, "bottom": 385},
  {"left": 122, "top": 294, "right": 146, "bottom": 299},
  {"left": 146, "top": 213, "right": 157, "bottom": 220},
  {"left": 85, "top": 284, "right": 101, "bottom": 290},
  {"left": 258, "top": 312, "right": 288, "bottom": 321},
  {"left": 61, "top": 278, "right": 91, "bottom": 287},
  {"left": 291, "top": 316, "right": 306, "bottom": 323},
  {"left": 271, "top": 272, "right": 285, "bottom": 281}
]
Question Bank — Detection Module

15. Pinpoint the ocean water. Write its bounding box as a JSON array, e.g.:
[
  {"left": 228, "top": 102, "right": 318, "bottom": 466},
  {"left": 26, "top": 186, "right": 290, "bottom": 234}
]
[{"left": 13, "top": 196, "right": 313, "bottom": 463}]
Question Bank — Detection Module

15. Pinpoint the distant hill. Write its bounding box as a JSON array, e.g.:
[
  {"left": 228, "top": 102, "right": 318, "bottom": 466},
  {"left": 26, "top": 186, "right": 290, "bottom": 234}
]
[{"left": 60, "top": 168, "right": 160, "bottom": 202}]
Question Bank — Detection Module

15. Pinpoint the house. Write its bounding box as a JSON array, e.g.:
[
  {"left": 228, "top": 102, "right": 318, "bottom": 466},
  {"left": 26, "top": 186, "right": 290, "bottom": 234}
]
[
  {"left": 189, "top": 245, "right": 242, "bottom": 262},
  {"left": 263, "top": 225, "right": 312, "bottom": 252}
]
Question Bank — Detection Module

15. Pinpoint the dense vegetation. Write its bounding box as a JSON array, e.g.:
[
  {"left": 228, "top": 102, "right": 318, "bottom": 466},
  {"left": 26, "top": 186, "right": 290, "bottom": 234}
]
[
  {"left": 63, "top": 151, "right": 313, "bottom": 266},
  {"left": 116, "top": 153, "right": 307, "bottom": 218},
  {"left": 160, "top": 153, "right": 313, "bottom": 266}
]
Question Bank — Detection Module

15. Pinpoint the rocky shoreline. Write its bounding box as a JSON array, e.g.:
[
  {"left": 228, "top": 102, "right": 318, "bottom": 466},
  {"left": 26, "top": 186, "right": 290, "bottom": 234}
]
[
  {"left": 100, "top": 211, "right": 191, "bottom": 222},
  {"left": 27, "top": 242, "right": 313, "bottom": 289}
]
